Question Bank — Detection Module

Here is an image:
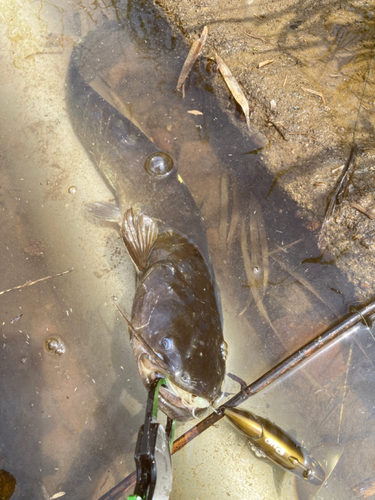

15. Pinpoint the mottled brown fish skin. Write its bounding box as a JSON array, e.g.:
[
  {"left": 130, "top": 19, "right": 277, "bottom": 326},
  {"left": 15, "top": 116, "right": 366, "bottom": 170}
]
[{"left": 66, "top": 20, "right": 226, "bottom": 421}]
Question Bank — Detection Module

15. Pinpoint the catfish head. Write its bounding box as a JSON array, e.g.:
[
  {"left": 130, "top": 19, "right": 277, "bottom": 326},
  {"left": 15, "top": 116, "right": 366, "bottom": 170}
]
[{"left": 123, "top": 209, "right": 227, "bottom": 421}]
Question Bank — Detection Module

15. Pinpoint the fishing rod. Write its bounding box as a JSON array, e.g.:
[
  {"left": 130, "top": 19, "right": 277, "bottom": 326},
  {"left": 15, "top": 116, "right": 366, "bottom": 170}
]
[{"left": 99, "top": 297, "right": 375, "bottom": 500}]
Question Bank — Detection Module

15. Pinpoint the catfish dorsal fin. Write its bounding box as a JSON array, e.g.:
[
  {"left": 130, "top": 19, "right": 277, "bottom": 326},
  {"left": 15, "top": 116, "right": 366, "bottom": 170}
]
[{"left": 121, "top": 208, "right": 158, "bottom": 271}]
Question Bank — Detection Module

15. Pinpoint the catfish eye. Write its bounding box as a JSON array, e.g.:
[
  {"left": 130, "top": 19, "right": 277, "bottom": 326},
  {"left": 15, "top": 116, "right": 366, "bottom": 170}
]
[
  {"left": 144, "top": 152, "right": 174, "bottom": 177},
  {"left": 161, "top": 338, "right": 172, "bottom": 350}
]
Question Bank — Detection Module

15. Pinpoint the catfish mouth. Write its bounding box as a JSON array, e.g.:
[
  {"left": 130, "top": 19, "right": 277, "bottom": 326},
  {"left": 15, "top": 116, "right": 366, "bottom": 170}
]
[{"left": 137, "top": 350, "right": 213, "bottom": 421}]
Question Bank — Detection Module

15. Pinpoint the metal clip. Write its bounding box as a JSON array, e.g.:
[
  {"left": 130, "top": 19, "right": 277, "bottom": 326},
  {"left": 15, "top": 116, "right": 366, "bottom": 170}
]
[{"left": 128, "top": 379, "right": 175, "bottom": 500}]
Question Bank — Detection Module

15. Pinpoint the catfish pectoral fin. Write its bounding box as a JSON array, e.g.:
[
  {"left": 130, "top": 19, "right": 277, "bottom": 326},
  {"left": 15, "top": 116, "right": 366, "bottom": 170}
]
[
  {"left": 86, "top": 202, "right": 121, "bottom": 223},
  {"left": 122, "top": 208, "right": 158, "bottom": 271}
]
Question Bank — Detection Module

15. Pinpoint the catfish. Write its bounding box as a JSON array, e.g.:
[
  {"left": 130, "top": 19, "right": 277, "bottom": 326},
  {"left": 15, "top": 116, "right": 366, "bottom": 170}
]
[{"left": 66, "top": 20, "right": 226, "bottom": 421}]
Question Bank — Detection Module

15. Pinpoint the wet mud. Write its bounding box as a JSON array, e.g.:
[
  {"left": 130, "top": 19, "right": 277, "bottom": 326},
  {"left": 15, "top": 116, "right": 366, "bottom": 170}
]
[{"left": 157, "top": 0, "right": 375, "bottom": 298}]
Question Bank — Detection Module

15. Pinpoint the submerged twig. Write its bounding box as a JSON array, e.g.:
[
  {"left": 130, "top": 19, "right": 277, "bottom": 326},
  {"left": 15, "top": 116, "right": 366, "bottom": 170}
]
[
  {"left": 350, "top": 202, "right": 375, "bottom": 220},
  {"left": 301, "top": 86, "right": 326, "bottom": 105},
  {"left": 216, "top": 53, "right": 252, "bottom": 133},
  {"left": 352, "top": 54, "right": 375, "bottom": 145},
  {"left": 245, "top": 32, "right": 269, "bottom": 44},
  {"left": 318, "top": 145, "right": 357, "bottom": 249},
  {"left": 350, "top": 53, "right": 375, "bottom": 209},
  {"left": 267, "top": 239, "right": 303, "bottom": 256},
  {"left": 271, "top": 253, "right": 340, "bottom": 317},
  {"left": 268, "top": 120, "right": 288, "bottom": 140},
  {"left": 176, "top": 26, "right": 208, "bottom": 91},
  {"left": 0, "top": 269, "right": 73, "bottom": 296},
  {"left": 286, "top": 131, "right": 318, "bottom": 141}
]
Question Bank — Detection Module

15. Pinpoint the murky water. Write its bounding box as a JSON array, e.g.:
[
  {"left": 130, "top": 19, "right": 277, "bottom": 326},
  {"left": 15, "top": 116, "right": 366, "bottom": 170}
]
[{"left": 0, "top": 0, "right": 374, "bottom": 499}]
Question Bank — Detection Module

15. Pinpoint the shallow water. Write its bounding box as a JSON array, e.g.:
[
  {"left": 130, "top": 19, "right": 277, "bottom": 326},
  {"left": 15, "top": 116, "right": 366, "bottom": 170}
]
[{"left": 0, "top": 0, "right": 374, "bottom": 499}]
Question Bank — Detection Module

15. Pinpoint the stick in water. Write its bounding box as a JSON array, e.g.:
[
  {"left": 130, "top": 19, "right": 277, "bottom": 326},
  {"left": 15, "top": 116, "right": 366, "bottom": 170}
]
[{"left": 0, "top": 269, "right": 74, "bottom": 296}]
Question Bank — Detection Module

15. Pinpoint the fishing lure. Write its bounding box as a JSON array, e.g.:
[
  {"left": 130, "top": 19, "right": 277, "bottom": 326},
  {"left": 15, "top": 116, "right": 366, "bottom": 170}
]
[{"left": 225, "top": 407, "right": 326, "bottom": 486}]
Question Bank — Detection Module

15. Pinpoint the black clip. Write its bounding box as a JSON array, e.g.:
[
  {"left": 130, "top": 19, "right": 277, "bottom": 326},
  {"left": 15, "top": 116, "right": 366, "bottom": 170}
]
[{"left": 130, "top": 379, "right": 174, "bottom": 500}]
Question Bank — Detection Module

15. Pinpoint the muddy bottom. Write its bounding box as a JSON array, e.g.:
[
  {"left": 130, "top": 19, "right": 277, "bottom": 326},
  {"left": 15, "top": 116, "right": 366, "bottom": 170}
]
[{"left": 157, "top": 0, "right": 375, "bottom": 297}]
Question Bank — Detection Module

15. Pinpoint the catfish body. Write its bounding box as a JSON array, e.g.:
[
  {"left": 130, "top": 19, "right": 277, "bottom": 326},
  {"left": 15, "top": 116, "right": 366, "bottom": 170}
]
[{"left": 66, "top": 20, "right": 226, "bottom": 420}]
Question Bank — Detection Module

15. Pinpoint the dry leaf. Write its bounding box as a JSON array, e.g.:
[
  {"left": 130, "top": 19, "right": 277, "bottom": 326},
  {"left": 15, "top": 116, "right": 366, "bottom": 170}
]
[
  {"left": 50, "top": 493, "right": 66, "bottom": 499},
  {"left": 216, "top": 53, "right": 251, "bottom": 133},
  {"left": 176, "top": 26, "right": 208, "bottom": 91},
  {"left": 301, "top": 86, "right": 326, "bottom": 105},
  {"left": 187, "top": 110, "right": 203, "bottom": 115},
  {"left": 258, "top": 59, "right": 274, "bottom": 68}
]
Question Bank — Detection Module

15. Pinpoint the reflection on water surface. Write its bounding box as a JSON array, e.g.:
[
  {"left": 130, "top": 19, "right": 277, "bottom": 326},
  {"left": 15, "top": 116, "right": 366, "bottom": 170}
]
[{"left": 0, "top": 0, "right": 374, "bottom": 499}]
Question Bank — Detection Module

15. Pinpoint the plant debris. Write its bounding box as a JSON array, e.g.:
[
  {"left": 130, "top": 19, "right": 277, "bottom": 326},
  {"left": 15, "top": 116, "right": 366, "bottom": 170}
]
[
  {"left": 287, "top": 131, "right": 318, "bottom": 141},
  {"left": 268, "top": 120, "right": 288, "bottom": 140},
  {"left": 258, "top": 59, "right": 274, "bottom": 68},
  {"left": 0, "top": 269, "right": 73, "bottom": 296},
  {"left": 318, "top": 146, "right": 357, "bottom": 249},
  {"left": 50, "top": 493, "right": 66, "bottom": 500},
  {"left": 23, "top": 240, "right": 45, "bottom": 256},
  {"left": 353, "top": 477, "right": 375, "bottom": 498},
  {"left": 176, "top": 26, "right": 208, "bottom": 91},
  {"left": 10, "top": 314, "right": 23, "bottom": 324},
  {"left": 187, "top": 110, "right": 203, "bottom": 115},
  {"left": 245, "top": 32, "right": 269, "bottom": 44},
  {"left": 215, "top": 53, "right": 251, "bottom": 133},
  {"left": 351, "top": 202, "right": 375, "bottom": 220},
  {"left": 301, "top": 86, "right": 326, "bottom": 105}
]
